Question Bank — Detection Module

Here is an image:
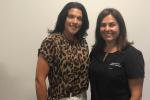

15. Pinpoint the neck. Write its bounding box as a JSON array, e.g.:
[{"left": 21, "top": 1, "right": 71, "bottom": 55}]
[
  {"left": 105, "top": 42, "right": 118, "bottom": 53},
  {"left": 63, "top": 31, "right": 75, "bottom": 41}
]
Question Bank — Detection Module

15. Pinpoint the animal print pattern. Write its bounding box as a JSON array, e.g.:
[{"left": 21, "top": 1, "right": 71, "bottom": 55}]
[{"left": 38, "top": 33, "right": 89, "bottom": 100}]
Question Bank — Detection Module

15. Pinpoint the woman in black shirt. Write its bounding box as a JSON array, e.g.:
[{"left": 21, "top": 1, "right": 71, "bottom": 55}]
[{"left": 89, "top": 8, "right": 145, "bottom": 100}]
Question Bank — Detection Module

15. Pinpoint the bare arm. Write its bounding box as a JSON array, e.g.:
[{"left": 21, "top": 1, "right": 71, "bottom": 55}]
[
  {"left": 35, "top": 55, "right": 49, "bottom": 100},
  {"left": 128, "top": 78, "right": 144, "bottom": 100}
]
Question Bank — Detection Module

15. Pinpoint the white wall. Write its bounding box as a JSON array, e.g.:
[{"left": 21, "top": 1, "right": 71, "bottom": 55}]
[{"left": 0, "top": 0, "right": 149, "bottom": 100}]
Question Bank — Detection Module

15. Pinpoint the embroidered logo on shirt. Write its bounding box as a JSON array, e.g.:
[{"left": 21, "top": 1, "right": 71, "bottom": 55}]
[{"left": 109, "top": 62, "right": 122, "bottom": 69}]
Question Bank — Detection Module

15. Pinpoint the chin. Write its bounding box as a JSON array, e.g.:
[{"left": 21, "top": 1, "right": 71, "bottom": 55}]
[
  {"left": 105, "top": 38, "right": 113, "bottom": 40},
  {"left": 107, "top": 38, "right": 113, "bottom": 40},
  {"left": 70, "top": 31, "right": 79, "bottom": 35}
]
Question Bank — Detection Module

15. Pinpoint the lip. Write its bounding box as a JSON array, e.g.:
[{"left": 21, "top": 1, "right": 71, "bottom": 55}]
[
  {"left": 102, "top": 33, "right": 113, "bottom": 38},
  {"left": 70, "top": 25, "right": 79, "bottom": 30},
  {"left": 104, "top": 35, "right": 112, "bottom": 39},
  {"left": 103, "top": 32, "right": 112, "bottom": 36}
]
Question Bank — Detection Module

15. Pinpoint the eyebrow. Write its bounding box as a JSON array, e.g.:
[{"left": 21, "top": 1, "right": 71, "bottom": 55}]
[{"left": 101, "top": 21, "right": 117, "bottom": 24}]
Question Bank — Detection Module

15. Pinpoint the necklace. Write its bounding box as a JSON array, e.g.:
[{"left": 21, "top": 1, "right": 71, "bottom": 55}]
[
  {"left": 103, "top": 45, "right": 118, "bottom": 62},
  {"left": 103, "top": 52, "right": 109, "bottom": 62}
]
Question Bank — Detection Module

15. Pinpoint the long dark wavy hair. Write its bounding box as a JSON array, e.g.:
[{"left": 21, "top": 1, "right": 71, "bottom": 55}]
[
  {"left": 49, "top": 2, "right": 89, "bottom": 40},
  {"left": 92, "top": 8, "right": 132, "bottom": 53}
]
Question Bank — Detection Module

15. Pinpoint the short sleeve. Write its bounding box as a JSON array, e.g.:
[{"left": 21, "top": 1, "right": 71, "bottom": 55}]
[
  {"left": 124, "top": 48, "right": 145, "bottom": 79},
  {"left": 38, "top": 37, "right": 56, "bottom": 66}
]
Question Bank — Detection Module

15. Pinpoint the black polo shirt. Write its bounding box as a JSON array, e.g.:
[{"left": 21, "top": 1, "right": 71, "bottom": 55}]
[{"left": 89, "top": 45, "right": 145, "bottom": 100}]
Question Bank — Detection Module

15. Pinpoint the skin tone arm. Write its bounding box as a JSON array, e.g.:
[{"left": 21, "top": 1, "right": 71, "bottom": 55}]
[
  {"left": 35, "top": 55, "right": 49, "bottom": 100},
  {"left": 128, "top": 78, "right": 144, "bottom": 100}
]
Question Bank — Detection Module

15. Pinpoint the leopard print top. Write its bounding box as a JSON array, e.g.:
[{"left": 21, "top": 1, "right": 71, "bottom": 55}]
[{"left": 38, "top": 33, "right": 89, "bottom": 100}]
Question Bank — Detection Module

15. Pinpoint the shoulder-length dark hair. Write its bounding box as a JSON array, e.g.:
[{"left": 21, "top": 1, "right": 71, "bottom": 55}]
[
  {"left": 49, "top": 2, "right": 89, "bottom": 40},
  {"left": 93, "top": 8, "right": 131, "bottom": 52}
]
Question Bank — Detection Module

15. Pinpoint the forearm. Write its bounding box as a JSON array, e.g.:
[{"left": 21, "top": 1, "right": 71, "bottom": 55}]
[
  {"left": 130, "top": 95, "right": 142, "bottom": 100},
  {"left": 36, "top": 79, "right": 47, "bottom": 100},
  {"left": 129, "top": 79, "right": 144, "bottom": 100}
]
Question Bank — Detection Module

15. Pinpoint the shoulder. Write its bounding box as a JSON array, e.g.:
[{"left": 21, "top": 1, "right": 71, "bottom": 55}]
[
  {"left": 122, "top": 45, "right": 144, "bottom": 64},
  {"left": 89, "top": 49, "right": 100, "bottom": 59},
  {"left": 42, "top": 33, "right": 63, "bottom": 44},
  {"left": 80, "top": 38, "right": 88, "bottom": 45},
  {"left": 123, "top": 45, "right": 142, "bottom": 56},
  {"left": 40, "top": 33, "right": 61, "bottom": 47},
  {"left": 76, "top": 38, "right": 88, "bottom": 50},
  {"left": 122, "top": 45, "right": 145, "bottom": 79}
]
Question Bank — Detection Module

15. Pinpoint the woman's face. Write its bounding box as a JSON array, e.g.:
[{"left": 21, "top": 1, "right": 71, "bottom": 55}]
[
  {"left": 64, "top": 8, "right": 83, "bottom": 36},
  {"left": 100, "top": 14, "right": 120, "bottom": 43}
]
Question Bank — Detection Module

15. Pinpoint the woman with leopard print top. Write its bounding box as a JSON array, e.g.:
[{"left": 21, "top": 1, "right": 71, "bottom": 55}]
[{"left": 35, "top": 2, "right": 89, "bottom": 100}]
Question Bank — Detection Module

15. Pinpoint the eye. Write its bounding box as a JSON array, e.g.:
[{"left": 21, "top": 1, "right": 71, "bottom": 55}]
[
  {"left": 77, "top": 16, "right": 82, "bottom": 21},
  {"left": 109, "top": 22, "right": 117, "bottom": 27},
  {"left": 100, "top": 23, "right": 106, "bottom": 27},
  {"left": 67, "top": 15, "right": 74, "bottom": 19}
]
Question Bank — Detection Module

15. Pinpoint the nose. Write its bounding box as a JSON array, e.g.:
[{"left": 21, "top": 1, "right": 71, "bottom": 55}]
[
  {"left": 72, "top": 18, "right": 78, "bottom": 24},
  {"left": 105, "top": 25, "right": 110, "bottom": 31}
]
